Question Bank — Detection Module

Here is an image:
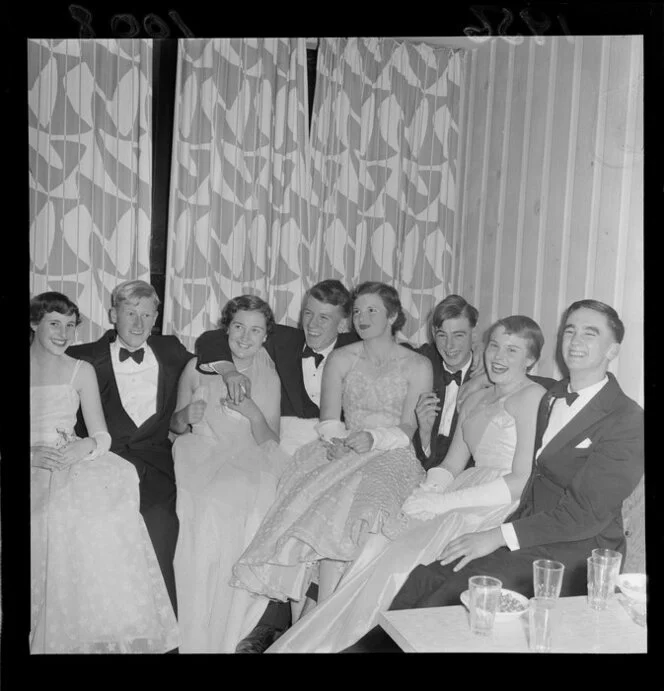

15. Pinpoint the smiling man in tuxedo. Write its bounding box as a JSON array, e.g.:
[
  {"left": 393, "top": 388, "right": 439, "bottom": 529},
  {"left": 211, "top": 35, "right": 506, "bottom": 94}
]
[
  {"left": 68, "top": 280, "right": 193, "bottom": 621},
  {"left": 344, "top": 299, "right": 644, "bottom": 652},
  {"left": 413, "top": 295, "right": 479, "bottom": 474},
  {"left": 194, "top": 279, "right": 357, "bottom": 652}
]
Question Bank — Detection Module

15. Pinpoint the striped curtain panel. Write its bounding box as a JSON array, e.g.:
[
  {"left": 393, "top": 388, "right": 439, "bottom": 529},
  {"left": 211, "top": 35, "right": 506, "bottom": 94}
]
[
  {"left": 163, "top": 39, "right": 310, "bottom": 350},
  {"left": 308, "top": 38, "right": 464, "bottom": 344},
  {"left": 28, "top": 39, "right": 153, "bottom": 344}
]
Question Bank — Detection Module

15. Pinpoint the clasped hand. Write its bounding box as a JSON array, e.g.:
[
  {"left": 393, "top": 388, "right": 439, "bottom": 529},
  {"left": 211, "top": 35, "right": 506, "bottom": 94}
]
[
  {"left": 31, "top": 438, "right": 95, "bottom": 471},
  {"left": 325, "top": 430, "right": 374, "bottom": 460},
  {"left": 223, "top": 371, "right": 251, "bottom": 404},
  {"left": 401, "top": 486, "right": 448, "bottom": 520}
]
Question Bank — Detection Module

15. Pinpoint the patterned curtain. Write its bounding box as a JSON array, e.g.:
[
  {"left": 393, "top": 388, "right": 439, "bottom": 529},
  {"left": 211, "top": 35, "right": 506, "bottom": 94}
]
[
  {"left": 163, "top": 39, "right": 310, "bottom": 350},
  {"left": 308, "top": 38, "right": 464, "bottom": 344},
  {"left": 28, "top": 39, "right": 153, "bottom": 344}
]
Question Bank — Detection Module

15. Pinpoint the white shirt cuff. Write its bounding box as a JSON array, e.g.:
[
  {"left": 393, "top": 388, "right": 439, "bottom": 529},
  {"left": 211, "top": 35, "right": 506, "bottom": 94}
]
[{"left": 500, "top": 522, "right": 520, "bottom": 551}]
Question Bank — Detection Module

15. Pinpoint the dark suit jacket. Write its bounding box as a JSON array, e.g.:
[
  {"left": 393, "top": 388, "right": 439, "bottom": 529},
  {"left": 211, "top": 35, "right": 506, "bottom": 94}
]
[
  {"left": 68, "top": 330, "right": 194, "bottom": 507},
  {"left": 195, "top": 324, "right": 358, "bottom": 419},
  {"left": 508, "top": 373, "right": 644, "bottom": 582},
  {"left": 411, "top": 343, "right": 477, "bottom": 471}
]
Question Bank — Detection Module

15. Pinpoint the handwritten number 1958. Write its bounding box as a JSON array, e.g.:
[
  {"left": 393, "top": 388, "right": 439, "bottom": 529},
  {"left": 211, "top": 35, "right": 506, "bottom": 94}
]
[{"left": 69, "top": 5, "right": 194, "bottom": 38}]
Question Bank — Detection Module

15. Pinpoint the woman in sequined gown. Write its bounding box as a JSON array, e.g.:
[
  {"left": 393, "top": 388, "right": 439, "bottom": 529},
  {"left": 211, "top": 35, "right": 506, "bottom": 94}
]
[
  {"left": 30, "top": 292, "right": 177, "bottom": 654},
  {"left": 267, "top": 315, "right": 547, "bottom": 653},
  {"left": 232, "top": 282, "right": 433, "bottom": 609}
]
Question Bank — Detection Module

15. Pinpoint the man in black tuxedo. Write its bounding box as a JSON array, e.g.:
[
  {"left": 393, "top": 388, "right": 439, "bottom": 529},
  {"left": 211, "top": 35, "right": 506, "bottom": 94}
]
[
  {"left": 412, "top": 295, "right": 480, "bottom": 474},
  {"left": 68, "top": 280, "right": 193, "bottom": 619},
  {"left": 344, "top": 299, "right": 644, "bottom": 652},
  {"left": 195, "top": 279, "right": 357, "bottom": 651}
]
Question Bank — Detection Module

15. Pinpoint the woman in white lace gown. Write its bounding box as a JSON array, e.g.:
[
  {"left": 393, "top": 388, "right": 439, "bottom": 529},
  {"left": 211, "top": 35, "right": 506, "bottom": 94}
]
[
  {"left": 30, "top": 292, "right": 178, "bottom": 654},
  {"left": 267, "top": 315, "right": 547, "bottom": 653},
  {"left": 232, "top": 282, "right": 433, "bottom": 610},
  {"left": 171, "top": 295, "right": 291, "bottom": 653}
]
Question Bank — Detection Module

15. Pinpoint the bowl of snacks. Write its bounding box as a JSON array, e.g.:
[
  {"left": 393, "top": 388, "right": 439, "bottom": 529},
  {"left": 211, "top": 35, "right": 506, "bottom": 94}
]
[
  {"left": 616, "top": 573, "right": 647, "bottom": 603},
  {"left": 460, "top": 588, "right": 528, "bottom": 620}
]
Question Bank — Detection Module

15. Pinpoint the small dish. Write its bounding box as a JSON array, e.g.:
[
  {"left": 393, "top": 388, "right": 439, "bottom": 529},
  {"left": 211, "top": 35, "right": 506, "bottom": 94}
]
[
  {"left": 460, "top": 588, "right": 529, "bottom": 619},
  {"left": 616, "top": 573, "right": 647, "bottom": 603}
]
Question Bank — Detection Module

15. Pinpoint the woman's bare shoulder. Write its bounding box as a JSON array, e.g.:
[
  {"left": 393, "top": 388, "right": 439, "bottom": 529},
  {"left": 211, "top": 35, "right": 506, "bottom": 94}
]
[{"left": 505, "top": 381, "right": 547, "bottom": 415}]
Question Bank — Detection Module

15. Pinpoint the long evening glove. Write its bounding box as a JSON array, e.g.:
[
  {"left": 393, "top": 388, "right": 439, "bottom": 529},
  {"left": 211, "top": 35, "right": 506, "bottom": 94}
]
[{"left": 402, "top": 477, "right": 512, "bottom": 520}]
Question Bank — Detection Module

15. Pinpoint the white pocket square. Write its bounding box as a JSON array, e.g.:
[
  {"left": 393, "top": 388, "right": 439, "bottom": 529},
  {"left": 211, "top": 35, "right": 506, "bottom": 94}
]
[{"left": 575, "top": 438, "right": 592, "bottom": 449}]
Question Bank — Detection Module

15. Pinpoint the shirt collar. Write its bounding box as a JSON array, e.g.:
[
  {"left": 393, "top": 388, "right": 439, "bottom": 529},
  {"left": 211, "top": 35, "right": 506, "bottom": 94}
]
[
  {"left": 568, "top": 375, "right": 608, "bottom": 402},
  {"left": 305, "top": 338, "right": 337, "bottom": 359},
  {"left": 442, "top": 357, "right": 472, "bottom": 381}
]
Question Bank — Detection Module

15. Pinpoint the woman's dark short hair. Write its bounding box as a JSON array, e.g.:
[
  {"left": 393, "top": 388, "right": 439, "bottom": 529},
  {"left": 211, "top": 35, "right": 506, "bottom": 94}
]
[
  {"left": 307, "top": 279, "right": 352, "bottom": 318},
  {"left": 30, "top": 291, "right": 82, "bottom": 327},
  {"left": 351, "top": 281, "right": 406, "bottom": 335},
  {"left": 564, "top": 299, "right": 625, "bottom": 344},
  {"left": 431, "top": 294, "right": 479, "bottom": 330},
  {"left": 487, "top": 315, "right": 544, "bottom": 366},
  {"left": 219, "top": 294, "right": 275, "bottom": 336}
]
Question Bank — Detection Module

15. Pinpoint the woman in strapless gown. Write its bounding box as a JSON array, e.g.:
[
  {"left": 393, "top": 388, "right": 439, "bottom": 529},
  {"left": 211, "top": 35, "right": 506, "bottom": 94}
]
[
  {"left": 30, "top": 292, "right": 177, "bottom": 654},
  {"left": 232, "top": 282, "right": 433, "bottom": 610},
  {"left": 171, "top": 295, "right": 291, "bottom": 653},
  {"left": 267, "top": 315, "right": 548, "bottom": 653}
]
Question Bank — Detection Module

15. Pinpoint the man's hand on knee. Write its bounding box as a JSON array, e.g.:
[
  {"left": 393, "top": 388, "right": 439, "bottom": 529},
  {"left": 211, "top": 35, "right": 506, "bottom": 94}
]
[{"left": 438, "top": 527, "right": 506, "bottom": 572}]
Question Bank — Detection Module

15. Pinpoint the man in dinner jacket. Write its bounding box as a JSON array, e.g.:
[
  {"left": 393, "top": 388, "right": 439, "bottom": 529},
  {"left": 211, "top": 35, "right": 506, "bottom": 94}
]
[
  {"left": 343, "top": 298, "right": 644, "bottom": 652},
  {"left": 68, "top": 280, "right": 193, "bottom": 619},
  {"left": 195, "top": 279, "right": 357, "bottom": 652}
]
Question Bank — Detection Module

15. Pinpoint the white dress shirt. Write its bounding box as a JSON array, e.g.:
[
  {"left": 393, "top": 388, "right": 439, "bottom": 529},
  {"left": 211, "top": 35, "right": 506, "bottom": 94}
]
[
  {"left": 301, "top": 339, "right": 337, "bottom": 407},
  {"left": 110, "top": 338, "right": 159, "bottom": 428},
  {"left": 500, "top": 376, "right": 609, "bottom": 550},
  {"left": 423, "top": 357, "right": 472, "bottom": 456}
]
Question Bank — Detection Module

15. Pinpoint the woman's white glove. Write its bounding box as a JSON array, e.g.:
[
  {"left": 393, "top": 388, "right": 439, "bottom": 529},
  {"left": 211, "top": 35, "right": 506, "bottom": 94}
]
[
  {"left": 368, "top": 426, "right": 410, "bottom": 451},
  {"left": 402, "top": 477, "right": 512, "bottom": 520},
  {"left": 85, "top": 430, "right": 112, "bottom": 460},
  {"left": 315, "top": 419, "right": 348, "bottom": 443},
  {"left": 419, "top": 467, "right": 455, "bottom": 493}
]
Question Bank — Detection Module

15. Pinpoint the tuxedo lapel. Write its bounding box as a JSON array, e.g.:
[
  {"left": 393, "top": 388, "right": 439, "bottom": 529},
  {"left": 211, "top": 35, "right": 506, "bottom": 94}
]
[
  {"left": 276, "top": 331, "right": 309, "bottom": 413},
  {"left": 537, "top": 376, "right": 620, "bottom": 462}
]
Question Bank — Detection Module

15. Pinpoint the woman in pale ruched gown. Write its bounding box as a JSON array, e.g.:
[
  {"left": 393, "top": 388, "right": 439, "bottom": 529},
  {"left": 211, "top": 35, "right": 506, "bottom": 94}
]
[
  {"left": 267, "top": 315, "right": 547, "bottom": 653},
  {"left": 30, "top": 292, "right": 177, "bottom": 654},
  {"left": 171, "top": 295, "right": 291, "bottom": 653},
  {"left": 232, "top": 282, "right": 433, "bottom": 611}
]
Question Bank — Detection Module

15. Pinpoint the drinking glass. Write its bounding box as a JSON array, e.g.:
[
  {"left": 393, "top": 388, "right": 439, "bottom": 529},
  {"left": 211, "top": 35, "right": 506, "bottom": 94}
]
[
  {"left": 587, "top": 550, "right": 622, "bottom": 610},
  {"left": 468, "top": 575, "right": 502, "bottom": 636},
  {"left": 533, "top": 559, "right": 565, "bottom": 599},
  {"left": 528, "top": 597, "right": 559, "bottom": 652}
]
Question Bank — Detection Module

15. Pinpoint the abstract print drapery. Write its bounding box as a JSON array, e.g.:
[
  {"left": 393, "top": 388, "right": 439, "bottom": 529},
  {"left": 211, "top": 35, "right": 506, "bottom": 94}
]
[
  {"left": 308, "top": 38, "right": 463, "bottom": 344},
  {"left": 28, "top": 39, "right": 153, "bottom": 344},
  {"left": 163, "top": 39, "right": 310, "bottom": 350}
]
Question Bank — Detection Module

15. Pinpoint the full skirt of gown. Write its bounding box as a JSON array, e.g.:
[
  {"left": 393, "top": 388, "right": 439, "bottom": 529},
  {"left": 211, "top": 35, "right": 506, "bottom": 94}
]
[
  {"left": 31, "top": 377, "right": 178, "bottom": 654},
  {"left": 173, "top": 352, "right": 290, "bottom": 653},
  {"left": 267, "top": 393, "right": 520, "bottom": 653},
  {"left": 232, "top": 350, "right": 426, "bottom": 604}
]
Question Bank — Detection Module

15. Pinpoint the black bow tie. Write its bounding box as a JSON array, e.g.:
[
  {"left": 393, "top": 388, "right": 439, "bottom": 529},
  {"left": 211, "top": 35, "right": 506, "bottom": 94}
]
[
  {"left": 442, "top": 369, "right": 462, "bottom": 387},
  {"left": 302, "top": 345, "right": 324, "bottom": 368},
  {"left": 119, "top": 347, "right": 145, "bottom": 364},
  {"left": 550, "top": 388, "right": 579, "bottom": 406}
]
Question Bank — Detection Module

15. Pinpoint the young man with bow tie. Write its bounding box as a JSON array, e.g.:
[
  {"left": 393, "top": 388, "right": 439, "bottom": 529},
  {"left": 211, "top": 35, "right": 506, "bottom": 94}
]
[
  {"left": 413, "top": 295, "right": 480, "bottom": 475},
  {"left": 68, "top": 280, "right": 194, "bottom": 621},
  {"left": 344, "top": 299, "right": 644, "bottom": 652}
]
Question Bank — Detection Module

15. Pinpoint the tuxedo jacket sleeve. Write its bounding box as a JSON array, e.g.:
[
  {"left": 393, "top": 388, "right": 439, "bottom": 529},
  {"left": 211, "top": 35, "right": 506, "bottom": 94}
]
[{"left": 512, "top": 376, "right": 644, "bottom": 551}]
